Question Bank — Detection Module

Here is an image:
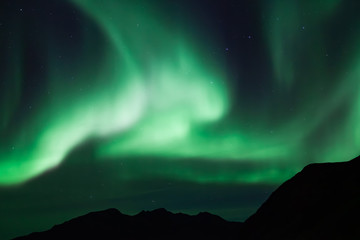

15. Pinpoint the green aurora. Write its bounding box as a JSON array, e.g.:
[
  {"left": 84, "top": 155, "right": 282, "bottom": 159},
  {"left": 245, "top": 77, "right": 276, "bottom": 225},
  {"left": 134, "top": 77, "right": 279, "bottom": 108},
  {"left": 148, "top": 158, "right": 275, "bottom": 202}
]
[
  {"left": 1, "top": 0, "right": 360, "bottom": 186},
  {"left": 2, "top": 0, "right": 360, "bottom": 239}
]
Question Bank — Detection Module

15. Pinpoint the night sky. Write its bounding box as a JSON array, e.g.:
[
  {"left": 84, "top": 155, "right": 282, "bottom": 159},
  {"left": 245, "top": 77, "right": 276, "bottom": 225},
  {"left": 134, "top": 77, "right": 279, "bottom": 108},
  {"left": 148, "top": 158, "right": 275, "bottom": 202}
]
[{"left": 1, "top": 0, "right": 360, "bottom": 239}]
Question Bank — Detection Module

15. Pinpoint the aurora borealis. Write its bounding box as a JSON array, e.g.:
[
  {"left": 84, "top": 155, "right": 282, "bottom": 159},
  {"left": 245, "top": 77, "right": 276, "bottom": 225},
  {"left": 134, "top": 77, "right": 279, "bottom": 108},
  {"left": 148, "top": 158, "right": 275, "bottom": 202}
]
[{"left": 1, "top": 0, "right": 360, "bottom": 238}]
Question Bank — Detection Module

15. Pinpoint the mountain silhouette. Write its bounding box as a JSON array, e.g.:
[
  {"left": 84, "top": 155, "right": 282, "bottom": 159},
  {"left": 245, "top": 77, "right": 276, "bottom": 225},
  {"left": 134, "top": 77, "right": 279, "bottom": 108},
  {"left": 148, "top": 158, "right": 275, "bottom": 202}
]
[
  {"left": 13, "top": 156, "right": 360, "bottom": 240},
  {"left": 242, "top": 156, "right": 360, "bottom": 239},
  {"left": 13, "top": 208, "right": 242, "bottom": 240}
]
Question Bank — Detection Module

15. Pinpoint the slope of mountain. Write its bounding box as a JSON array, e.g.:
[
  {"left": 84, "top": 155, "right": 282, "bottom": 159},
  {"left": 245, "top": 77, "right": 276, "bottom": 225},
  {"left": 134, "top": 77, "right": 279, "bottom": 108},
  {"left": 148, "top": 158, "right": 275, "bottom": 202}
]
[
  {"left": 13, "top": 208, "right": 242, "bottom": 240},
  {"left": 242, "top": 156, "right": 360, "bottom": 239},
  {"left": 13, "top": 156, "right": 360, "bottom": 240}
]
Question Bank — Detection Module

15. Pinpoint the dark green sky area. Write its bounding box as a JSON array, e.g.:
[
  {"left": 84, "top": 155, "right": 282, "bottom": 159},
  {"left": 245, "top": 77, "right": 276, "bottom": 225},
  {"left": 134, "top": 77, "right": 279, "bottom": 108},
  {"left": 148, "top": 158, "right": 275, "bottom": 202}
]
[{"left": 1, "top": 0, "right": 360, "bottom": 239}]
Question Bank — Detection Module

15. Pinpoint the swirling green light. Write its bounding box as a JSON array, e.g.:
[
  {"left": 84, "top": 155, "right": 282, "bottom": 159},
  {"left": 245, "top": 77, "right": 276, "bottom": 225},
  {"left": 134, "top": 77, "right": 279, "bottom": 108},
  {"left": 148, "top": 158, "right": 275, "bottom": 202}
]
[{"left": 1, "top": 0, "right": 360, "bottom": 185}]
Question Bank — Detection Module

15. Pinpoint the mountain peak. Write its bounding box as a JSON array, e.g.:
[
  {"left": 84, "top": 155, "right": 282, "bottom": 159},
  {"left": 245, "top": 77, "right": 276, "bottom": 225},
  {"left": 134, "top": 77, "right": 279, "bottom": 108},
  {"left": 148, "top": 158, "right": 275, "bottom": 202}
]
[
  {"left": 13, "top": 156, "right": 360, "bottom": 240},
  {"left": 242, "top": 156, "right": 360, "bottom": 239},
  {"left": 136, "top": 208, "right": 172, "bottom": 217},
  {"left": 149, "top": 208, "right": 170, "bottom": 214},
  {"left": 13, "top": 207, "right": 242, "bottom": 240}
]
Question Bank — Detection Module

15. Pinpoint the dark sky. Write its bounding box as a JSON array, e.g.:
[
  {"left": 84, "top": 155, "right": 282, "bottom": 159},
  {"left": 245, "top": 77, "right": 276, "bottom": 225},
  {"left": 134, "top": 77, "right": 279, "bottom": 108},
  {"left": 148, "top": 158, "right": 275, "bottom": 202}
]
[{"left": 1, "top": 0, "right": 360, "bottom": 239}]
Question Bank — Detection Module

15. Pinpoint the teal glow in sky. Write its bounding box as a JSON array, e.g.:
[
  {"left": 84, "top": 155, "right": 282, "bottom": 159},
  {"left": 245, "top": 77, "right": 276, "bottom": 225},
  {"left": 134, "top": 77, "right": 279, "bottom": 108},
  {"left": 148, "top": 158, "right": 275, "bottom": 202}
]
[
  {"left": 2, "top": 0, "right": 360, "bottom": 239},
  {"left": 1, "top": 0, "right": 360, "bottom": 186}
]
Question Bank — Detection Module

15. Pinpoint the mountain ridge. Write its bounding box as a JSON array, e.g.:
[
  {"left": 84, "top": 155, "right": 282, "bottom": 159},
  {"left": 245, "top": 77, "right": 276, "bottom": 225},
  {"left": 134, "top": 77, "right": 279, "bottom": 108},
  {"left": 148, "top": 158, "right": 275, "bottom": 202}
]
[
  {"left": 13, "top": 156, "right": 360, "bottom": 240},
  {"left": 13, "top": 207, "right": 242, "bottom": 240},
  {"left": 242, "top": 156, "right": 360, "bottom": 239}
]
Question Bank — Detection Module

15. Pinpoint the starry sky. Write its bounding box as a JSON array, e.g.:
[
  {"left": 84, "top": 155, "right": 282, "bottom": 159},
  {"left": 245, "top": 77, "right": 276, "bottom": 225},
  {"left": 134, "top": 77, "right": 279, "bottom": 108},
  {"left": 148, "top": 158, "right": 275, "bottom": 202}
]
[{"left": 1, "top": 0, "right": 360, "bottom": 238}]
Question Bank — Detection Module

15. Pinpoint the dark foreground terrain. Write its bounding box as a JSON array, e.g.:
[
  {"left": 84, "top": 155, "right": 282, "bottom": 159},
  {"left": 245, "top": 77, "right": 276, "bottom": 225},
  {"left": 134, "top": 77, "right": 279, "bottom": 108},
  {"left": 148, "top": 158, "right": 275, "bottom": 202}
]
[
  {"left": 13, "top": 208, "right": 242, "bottom": 240},
  {"left": 242, "top": 156, "right": 360, "bottom": 239},
  {"left": 14, "top": 156, "right": 360, "bottom": 240}
]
